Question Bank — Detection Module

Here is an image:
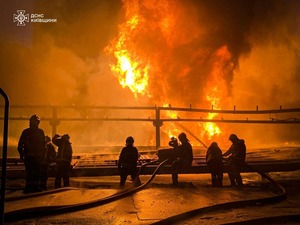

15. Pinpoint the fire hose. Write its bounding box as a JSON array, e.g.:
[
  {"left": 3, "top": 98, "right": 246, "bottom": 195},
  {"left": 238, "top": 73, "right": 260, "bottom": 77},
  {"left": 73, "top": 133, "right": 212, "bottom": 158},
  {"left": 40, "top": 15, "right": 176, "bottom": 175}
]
[
  {"left": 3, "top": 131, "right": 296, "bottom": 224},
  {"left": 4, "top": 159, "right": 168, "bottom": 222},
  {"left": 5, "top": 155, "right": 292, "bottom": 225},
  {"left": 150, "top": 124, "right": 291, "bottom": 225},
  {"left": 150, "top": 163, "right": 288, "bottom": 225}
]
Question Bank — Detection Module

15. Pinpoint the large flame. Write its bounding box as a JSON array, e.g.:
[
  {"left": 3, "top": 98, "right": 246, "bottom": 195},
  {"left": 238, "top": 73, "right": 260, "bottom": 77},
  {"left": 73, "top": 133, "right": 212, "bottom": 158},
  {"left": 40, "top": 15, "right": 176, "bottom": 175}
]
[
  {"left": 105, "top": 14, "right": 150, "bottom": 97},
  {"left": 105, "top": 0, "right": 235, "bottom": 144},
  {"left": 201, "top": 46, "right": 233, "bottom": 140}
]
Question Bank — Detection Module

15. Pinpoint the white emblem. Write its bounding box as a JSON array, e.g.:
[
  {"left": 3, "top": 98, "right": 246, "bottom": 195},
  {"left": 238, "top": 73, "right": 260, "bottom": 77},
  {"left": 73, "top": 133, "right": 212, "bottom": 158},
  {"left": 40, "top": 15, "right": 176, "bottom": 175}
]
[{"left": 13, "top": 10, "right": 29, "bottom": 26}]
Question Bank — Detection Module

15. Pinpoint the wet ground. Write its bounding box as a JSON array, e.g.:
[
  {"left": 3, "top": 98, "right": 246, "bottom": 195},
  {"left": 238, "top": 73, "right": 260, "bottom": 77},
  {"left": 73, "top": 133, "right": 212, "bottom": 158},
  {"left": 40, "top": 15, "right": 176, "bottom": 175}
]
[{"left": 3, "top": 170, "right": 300, "bottom": 225}]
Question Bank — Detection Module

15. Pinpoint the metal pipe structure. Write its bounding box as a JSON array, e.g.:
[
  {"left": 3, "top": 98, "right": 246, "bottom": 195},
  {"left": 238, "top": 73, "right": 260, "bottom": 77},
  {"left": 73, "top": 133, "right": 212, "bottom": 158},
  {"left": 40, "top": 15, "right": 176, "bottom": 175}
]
[
  {"left": 0, "top": 88, "right": 10, "bottom": 225},
  {"left": 1, "top": 105, "right": 300, "bottom": 149}
]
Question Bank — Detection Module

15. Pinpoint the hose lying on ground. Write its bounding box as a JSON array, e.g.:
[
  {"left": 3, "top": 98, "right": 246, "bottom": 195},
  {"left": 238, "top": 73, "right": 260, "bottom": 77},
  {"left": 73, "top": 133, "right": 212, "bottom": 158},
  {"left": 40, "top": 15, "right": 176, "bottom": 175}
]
[
  {"left": 4, "top": 159, "right": 160, "bottom": 202},
  {"left": 4, "top": 187, "right": 82, "bottom": 202},
  {"left": 149, "top": 124, "right": 291, "bottom": 224},
  {"left": 150, "top": 163, "right": 287, "bottom": 225},
  {"left": 4, "top": 159, "right": 168, "bottom": 222},
  {"left": 221, "top": 214, "right": 300, "bottom": 225},
  {"left": 4, "top": 159, "right": 293, "bottom": 224}
]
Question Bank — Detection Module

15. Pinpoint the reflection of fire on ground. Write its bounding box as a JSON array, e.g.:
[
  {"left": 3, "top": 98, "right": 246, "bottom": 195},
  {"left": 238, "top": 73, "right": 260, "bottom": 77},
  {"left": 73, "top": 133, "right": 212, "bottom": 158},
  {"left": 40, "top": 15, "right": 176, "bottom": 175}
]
[{"left": 105, "top": 0, "right": 236, "bottom": 145}]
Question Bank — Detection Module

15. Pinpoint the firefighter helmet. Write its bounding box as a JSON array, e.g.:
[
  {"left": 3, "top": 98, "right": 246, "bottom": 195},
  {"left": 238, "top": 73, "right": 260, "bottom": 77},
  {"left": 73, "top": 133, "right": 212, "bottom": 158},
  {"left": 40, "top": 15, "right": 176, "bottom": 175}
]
[
  {"left": 62, "top": 134, "right": 70, "bottom": 140},
  {"left": 229, "top": 134, "right": 238, "bottom": 141},
  {"left": 126, "top": 136, "right": 134, "bottom": 144},
  {"left": 29, "top": 114, "right": 40, "bottom": 125},
  {"left": 178, "top": 132, "right": 189, "bottom": 142}
]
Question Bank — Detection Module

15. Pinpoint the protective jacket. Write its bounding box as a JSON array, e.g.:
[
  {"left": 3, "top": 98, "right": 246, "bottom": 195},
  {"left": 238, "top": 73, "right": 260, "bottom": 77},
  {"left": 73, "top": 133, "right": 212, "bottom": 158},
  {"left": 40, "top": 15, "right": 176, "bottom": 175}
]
[
  {"left": 206, "top": 144, "right": 223, "bottom": 164},
  {"left": 17, "top": 127, "right": 45, "bottom": 160},
  {"left": 52, "top": 135, "right": 72, "bottom": 163},
  {"left": 223, "top": 139, "right": 246, "bottom": 165},
  {"left": 118, "top": 146, "right": 139, "bottom": 169},
  {"left": 177, "top": 141, "right": 193, "bottom": 166}
]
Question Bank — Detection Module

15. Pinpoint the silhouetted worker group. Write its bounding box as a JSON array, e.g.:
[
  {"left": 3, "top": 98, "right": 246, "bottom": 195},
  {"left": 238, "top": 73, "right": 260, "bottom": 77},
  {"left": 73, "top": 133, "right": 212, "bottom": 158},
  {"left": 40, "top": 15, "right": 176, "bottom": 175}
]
[
  {"left": 206, "top": 134, "right": 246, "bottom": 187},
  {"left": 167, "top": 132, "right": 247, "bottom": 187},
  {"left": 18, "top": 114, "right": 247, "bottom": 193},
  {"left": 17, "top": 114, "right": 73, "bottom": 193}
]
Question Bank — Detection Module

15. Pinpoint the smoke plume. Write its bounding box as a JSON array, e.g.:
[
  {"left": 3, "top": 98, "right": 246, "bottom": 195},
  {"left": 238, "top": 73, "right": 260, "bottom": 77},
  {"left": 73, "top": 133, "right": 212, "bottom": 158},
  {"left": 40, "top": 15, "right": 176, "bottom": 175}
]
[{"left": 1, "top": 0, "right": 300, "bottom": 148}]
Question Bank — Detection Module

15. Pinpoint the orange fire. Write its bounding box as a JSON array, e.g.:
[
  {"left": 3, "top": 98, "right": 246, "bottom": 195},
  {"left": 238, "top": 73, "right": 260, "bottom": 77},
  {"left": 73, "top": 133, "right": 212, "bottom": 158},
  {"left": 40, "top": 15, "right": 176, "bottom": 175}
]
[
  {"left": 105, "top": 0, "right": 234, "bottom": 144},
  {"left": 201, "top": 46, "right": 233, "bottom": 140},
  {"left": 105, "top": 13, "right": 149, "bottom": 97},
  {"left": 161, "top": 104, "right": 181, "bottom": 139}
]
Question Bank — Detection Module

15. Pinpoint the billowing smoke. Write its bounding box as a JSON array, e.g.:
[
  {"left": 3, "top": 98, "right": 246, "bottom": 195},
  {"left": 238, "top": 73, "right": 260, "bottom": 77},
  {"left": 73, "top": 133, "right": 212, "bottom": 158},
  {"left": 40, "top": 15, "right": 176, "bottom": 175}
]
[{"left": 1, "top": 0, "right": 300, "bottom": 150}]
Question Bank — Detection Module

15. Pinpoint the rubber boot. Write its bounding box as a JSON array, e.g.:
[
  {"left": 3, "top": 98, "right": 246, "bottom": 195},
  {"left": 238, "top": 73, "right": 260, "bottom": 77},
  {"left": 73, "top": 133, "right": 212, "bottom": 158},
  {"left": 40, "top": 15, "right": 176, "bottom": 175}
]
[
  {"left": 228, "top": 173, "right": 236, "bottom": 186},
  {"left": 63, "top": 177, "right": 70, "bottom": 187},
  {"left": 217, "top": 175, "right": 223, "bottom": 187},
  {"left": 54, "top": 179, "right": 61, "bottom": 189},
  {"left": 211, "top": 176, "right": 218, "bottom": 187},
  {"left": 133, "top": 176, "right": 141, "bottom": 187},
  {"left": 236, "top": 174, "right": 243, "bottom": 187},
  {"left": 172, "top": 174, "right": 179, "bottom": 186}
]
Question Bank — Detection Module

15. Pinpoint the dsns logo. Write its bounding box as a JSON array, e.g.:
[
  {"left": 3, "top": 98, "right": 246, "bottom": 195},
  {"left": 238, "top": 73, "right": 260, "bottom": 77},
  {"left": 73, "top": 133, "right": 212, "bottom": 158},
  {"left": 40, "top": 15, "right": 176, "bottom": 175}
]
[{"left": 13, "top": 10, "right": 29, "bottom": 26}]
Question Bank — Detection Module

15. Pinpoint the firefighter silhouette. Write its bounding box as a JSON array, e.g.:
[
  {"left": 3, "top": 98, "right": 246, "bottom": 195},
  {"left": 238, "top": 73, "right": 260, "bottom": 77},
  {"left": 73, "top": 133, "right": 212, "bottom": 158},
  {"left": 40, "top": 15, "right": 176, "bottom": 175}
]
[
  {"left": 118, "top": 136, "right": 141, "bottom": 187},
  {"left": 223, "top": 134, "right": 246, "bottom": 187},
  {"left": 17, "top": 114, "right": 46, "bottom": 193},
  {"left": 206, "top": 142, "right": 223, "bottom": 187},
  {"left": 52, "top": 134, "right": 73, "bottom": 188},
  {"left": 40, "top": 136, "right": 57, "bottom": 190},
  {"left": 171, "top": 132, "right": 193, "bottom": 186}
]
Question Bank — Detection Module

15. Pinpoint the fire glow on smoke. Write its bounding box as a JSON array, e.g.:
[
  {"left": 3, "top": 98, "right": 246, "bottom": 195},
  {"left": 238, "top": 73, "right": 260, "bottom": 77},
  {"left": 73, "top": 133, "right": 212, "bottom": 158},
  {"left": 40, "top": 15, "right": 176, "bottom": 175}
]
[{"left": 105, "top": 0, "right": 239, "bottom": 142}]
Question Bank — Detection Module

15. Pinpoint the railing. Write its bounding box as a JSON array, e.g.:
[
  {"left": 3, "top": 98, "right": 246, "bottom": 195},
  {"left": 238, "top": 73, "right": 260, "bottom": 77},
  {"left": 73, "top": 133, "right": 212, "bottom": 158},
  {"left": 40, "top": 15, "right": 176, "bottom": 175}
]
[
  {"left": 0, "top": 88, "right": 9, "bottom": 225},
  {"left": 1, "top": 105, "right": 300, "bottom": 149}
]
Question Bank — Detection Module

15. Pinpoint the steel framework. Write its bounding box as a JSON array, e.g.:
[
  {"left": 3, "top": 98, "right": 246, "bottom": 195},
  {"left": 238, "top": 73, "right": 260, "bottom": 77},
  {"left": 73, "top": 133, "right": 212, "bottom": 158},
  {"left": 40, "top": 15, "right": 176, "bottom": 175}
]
[{"left": 1, "top": 105, "right": 300, "bottom": 148}]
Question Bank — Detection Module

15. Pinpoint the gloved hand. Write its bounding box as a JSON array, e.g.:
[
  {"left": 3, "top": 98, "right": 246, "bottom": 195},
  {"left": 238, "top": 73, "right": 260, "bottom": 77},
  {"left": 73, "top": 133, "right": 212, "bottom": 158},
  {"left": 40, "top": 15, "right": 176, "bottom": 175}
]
[{"left": 53, "top": 134, "right": 60, "bottom": 138}]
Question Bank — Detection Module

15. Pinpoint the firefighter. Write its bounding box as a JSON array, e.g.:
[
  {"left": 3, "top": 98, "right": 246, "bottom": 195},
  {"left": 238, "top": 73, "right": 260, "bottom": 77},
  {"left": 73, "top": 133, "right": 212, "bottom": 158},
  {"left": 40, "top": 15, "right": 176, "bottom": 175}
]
[
  {"left": 17, "top": 114, "right": 46, "bottom": 193},
  {"left": 206, "top": 142, "right": 223, "bottom": 187},
  {"left": 171, "top": 132, "right": 193, "bottom": 186},
  {"left": 118, "top": 136, "right": 141, "bottom": 187},
  {"left": 169, "top": 137, "right": 179, "bottom": 149},
  {"left": 40, "top": 136, "right": 57, "bottom": 190},
  {"left": 52, "top": 134, "right": 73, "bottom": 188},
  {"left": 223, "top": 134, "right": 246, "bottom": 187}
]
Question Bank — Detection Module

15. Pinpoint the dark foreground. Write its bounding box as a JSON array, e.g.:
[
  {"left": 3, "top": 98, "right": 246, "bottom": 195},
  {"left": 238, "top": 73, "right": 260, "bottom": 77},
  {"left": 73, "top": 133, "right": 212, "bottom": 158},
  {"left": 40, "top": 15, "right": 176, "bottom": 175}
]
[{"left": 3, "top": 170, "right": 300, "bottom": 225}]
